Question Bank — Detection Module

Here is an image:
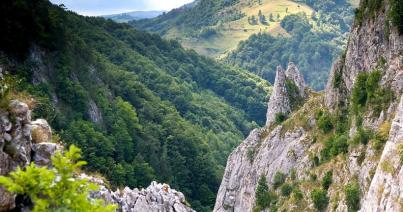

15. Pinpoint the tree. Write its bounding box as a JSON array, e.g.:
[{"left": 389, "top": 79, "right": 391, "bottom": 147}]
[
  {"left": 321, "top": 170, "right": 332, "bottom": 190},
  {"left": 0, "top": 145, "right": 116, "bottom": 211},
  {"left": 311, "top": 188, "right": 329, "bottom": 211},
  {"left": 273, "top": 171, "right": 286, "bottom": 189},
  {"left": 345, "top": 181, "right": 360, "bottom": 211},
  {"left": 255, "top": 175, "right": 273, "bottom": 209}
]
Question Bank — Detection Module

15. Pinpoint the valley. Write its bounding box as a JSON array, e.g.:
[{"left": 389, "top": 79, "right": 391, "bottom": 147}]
[{"left": 0, "top": 0, "right": 402, "bottom": 212}]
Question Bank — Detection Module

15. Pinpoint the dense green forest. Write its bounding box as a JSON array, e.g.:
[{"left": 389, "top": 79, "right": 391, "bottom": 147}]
[
  {"left": 225, "top": 0, "right": 355, "bottom": 90},
  {"left": 0, "top": 0, "right": 270, "bottom": 210}
]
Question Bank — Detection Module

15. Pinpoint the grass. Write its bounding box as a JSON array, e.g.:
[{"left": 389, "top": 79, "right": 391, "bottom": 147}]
[{"left": 165, "top": 0, "right": 314, "bottom": 58}]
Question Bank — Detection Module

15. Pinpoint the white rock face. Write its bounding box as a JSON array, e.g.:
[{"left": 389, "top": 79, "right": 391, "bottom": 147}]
[
  {"left": 285, "top": 62, "right": 306, "bottom": 97},
  {"left": 266, "top": 63, "right": 306, "bottom": 127},
  {"left": 266, "top": 66, "right": 290, "bottom": 127},
  {"left": 31, "top": 119, "right": 52, "bottom": 144},
  {"left": 214, "top": 127, "right": 310, "bottom": 212},
  {"left": 359, "top": 95, "right": 403, "bottom": 212},
  {"left": 82, "top": 174, "right": 195, "bottom": 212},
  {"left": 325, "top": 4, "right": 403, "bottom": 109}
]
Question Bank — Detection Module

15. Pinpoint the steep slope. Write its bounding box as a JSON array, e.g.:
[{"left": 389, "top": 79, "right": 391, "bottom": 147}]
[
  {"left": 214, "top": 0, "right": 402, "bottom": 211},
  {"left": 0, "top": 0, "right": 270, "bottom": 210}
]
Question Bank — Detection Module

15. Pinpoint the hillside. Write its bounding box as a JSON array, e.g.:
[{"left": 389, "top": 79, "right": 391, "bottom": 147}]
[
  {"left": 0, "top": 0, "right": 270, "bottom": 211},
  {"left": 132, "top": 0, "right": 314, "bottom": 57},
  {"left": 132, "top": 0, "right": 355, "bottom": 90},
  {"left": 102, "top": 11, "right": 165, "bottom": 23},
  {"left": 215, "top": 0, "right": 403, "bottom": 211}
]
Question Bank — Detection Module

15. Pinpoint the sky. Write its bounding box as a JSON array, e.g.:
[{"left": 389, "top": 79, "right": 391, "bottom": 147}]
[{"left": 50, "top": 0, "right": 194, "bottom": 16}]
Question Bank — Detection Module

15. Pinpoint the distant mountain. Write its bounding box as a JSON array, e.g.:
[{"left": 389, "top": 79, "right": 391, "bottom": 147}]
[{"left": 103, "top": 10, "right": 165, "bottom": 22}]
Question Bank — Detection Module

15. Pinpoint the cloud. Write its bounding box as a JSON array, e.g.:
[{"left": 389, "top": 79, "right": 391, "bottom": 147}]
[{"left": 50, "top": 0, "right": 193, "bottom": 16}]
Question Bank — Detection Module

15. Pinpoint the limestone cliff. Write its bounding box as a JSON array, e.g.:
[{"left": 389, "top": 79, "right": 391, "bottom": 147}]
[
  {"left": 266, "top": 63, "right": 306, "bottom": 127},
  {"left": 215, "top": 1, "right": 403, "bottom": 211}
]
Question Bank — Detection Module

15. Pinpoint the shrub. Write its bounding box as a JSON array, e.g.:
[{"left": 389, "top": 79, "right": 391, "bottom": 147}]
[
  {"left": 310, "top": 173, "right": 318, "bottom": 182},
  {"left": 389, "top": 0, "right": 403, "bottom": 34},
  {"left": 353, "top": 128, "right": 370, "bottom": 145},
  {"left": 290, "top": 168, "right": 297, "bottom": 181},
  {"left": 321, "top": 170, "right": 333, "bottom": 190},
  {"left": 311, "top": 188, "right": 329, "bottom": 211},
  {"left": 344, "top": 181, "right": 360, "bottom": 211},
  {"left": 0, "top": 145, "right": 117, "bottom": 211},
  {"left": 292, "top": 188, "right": 303, "bottom": 200},
  {"left": 280, "top": 183, "right": 293, "bottom": 197},
  {"left": 333, "top": 71, "right": 343, "bottom": 89},
  {"left": 351, "top": 72, "right": 368, "bottom": 114},
  {"left": 321, "top": 134, "right": 349, "bottom": 162},
  {"left": 255, "top": 175, "right": 277, "bottom": 210},
  {"left": 318, "top": 112, "right": 333, "bottom": 133},
  {"left": 357, "top": 151, "right": 366, "bottom": 166},
  {"left": 273, "top": 171, "right": 286, "bottom": 189},
  {"left": 275, "top": 112, "right": 287, "bottom": 125},
  {"left": 247, "top": 148, "right": 255, "bottom": 163}
]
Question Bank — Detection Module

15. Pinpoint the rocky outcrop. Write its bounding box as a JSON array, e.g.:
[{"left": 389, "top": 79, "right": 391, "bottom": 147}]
[
  {"left": 214, "top": 126, "right": 311, "bottom": 212},
  {"left": 326, "top": 2, "right": 403, "bottom": 109},
  {"left": 0, "top": 100, "right": 56, "bottom": 210},
  {"left": 265, "top": 63, "right": 306, "bottom": 127},
  {"left": 216, "top": 2, "right": 402, "bottom": 212},
  {"left": 359, "top": 95, "right": 403, "bottom": 212},
  {"left": 285, "top": 62, "right": 306, "bottom": 97},
  {"left": 82, "top": 174, "right": 195, "bottom": 212}
]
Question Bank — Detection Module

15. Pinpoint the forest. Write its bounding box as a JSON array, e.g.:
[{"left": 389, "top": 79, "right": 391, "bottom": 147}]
[
  {"left": 0, "top": 0, "right": 270, "bottom": 210},
  {"left": 225, "top": 0, "right": 355, "bottom": 90}
]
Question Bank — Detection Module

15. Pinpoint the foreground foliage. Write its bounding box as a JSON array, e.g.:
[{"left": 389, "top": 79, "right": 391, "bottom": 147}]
[{"left": 0, "top": 145, "right": 116, "bottom": 212}]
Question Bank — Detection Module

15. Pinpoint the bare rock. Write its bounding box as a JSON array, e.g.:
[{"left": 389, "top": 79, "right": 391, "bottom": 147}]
[
  {"left": 359, "top": 95, "right": 403, "bottom": 212},
  {"left": 31, "top": 119, "right": 52, "bottom": 144},
  {"left": 32, "top": 142, "right": 61, "bottom": 166},
  {"left": 265, "top": 66, "right": 290, "bottom": 127}
]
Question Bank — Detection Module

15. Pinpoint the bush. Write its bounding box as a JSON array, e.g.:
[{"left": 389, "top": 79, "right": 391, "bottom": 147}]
[
  {"left": 344, "top": 181, "right": 360, "bottom": 211},
  {"left": 275, "top": 112, "right": 287, "bottom": 125},
  {"left": 292, "top": 188, "right": 303, "bottom": 200},
  {"left": 280, "top": 183, "right": 293, "bottom": 197},
  {"left": 353, "top": 128, "right": 370, "bottom": 145},
  {"left": 389, "top": 0, "right": 403, "bottom": 34},
  {"left": 0, "top": 145, "right": 117, "bottom": 211},
  {"left": 351, "top": 72, "right": 368, "bottom": 114},
  {"left": 318, "top": 112, "right": 333, "bottom": 133},
  {"left": 321, "top": 134, "right": 349, "bottom": 162},
  {"left": 273, "top": 171, "right": 286, "bottom": 189},
  {"left": 255, "top": 175, "right": 277, "bottom": 210},
  {"left": 247, "top": 148, "right": 255, "bottom": 163},
  {"left": 321, "top": 170, "right": 333, "bottom": 190},
  {"left": 311, "top": 188, "right": 329, "bottom": 211}
]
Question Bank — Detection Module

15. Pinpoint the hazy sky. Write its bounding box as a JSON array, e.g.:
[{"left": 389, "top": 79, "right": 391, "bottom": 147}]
[{"left": 50, "top": 0, "right": 194, "bottom": 16}]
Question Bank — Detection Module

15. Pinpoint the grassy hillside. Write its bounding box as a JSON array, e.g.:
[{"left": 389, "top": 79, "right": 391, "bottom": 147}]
[
  {"left": 133, "top": 0, "right": 314, "bottom": 58},
  {"left": 0, "top": 0, "right": 270, "bottom": 211}
]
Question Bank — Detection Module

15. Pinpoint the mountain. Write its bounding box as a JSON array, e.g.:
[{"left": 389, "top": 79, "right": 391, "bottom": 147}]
[
  {"left": 0, "top": 0, "right": 270, "bottom": 211},
  {"left": 103, "top": 11, "right": 165, "bottom": 23},
  {"left": 214, "top": 0, "right": 403, "bottom": 211},
  {"left": 131, "top": 0, "right": 356, "bottom": 90}
]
